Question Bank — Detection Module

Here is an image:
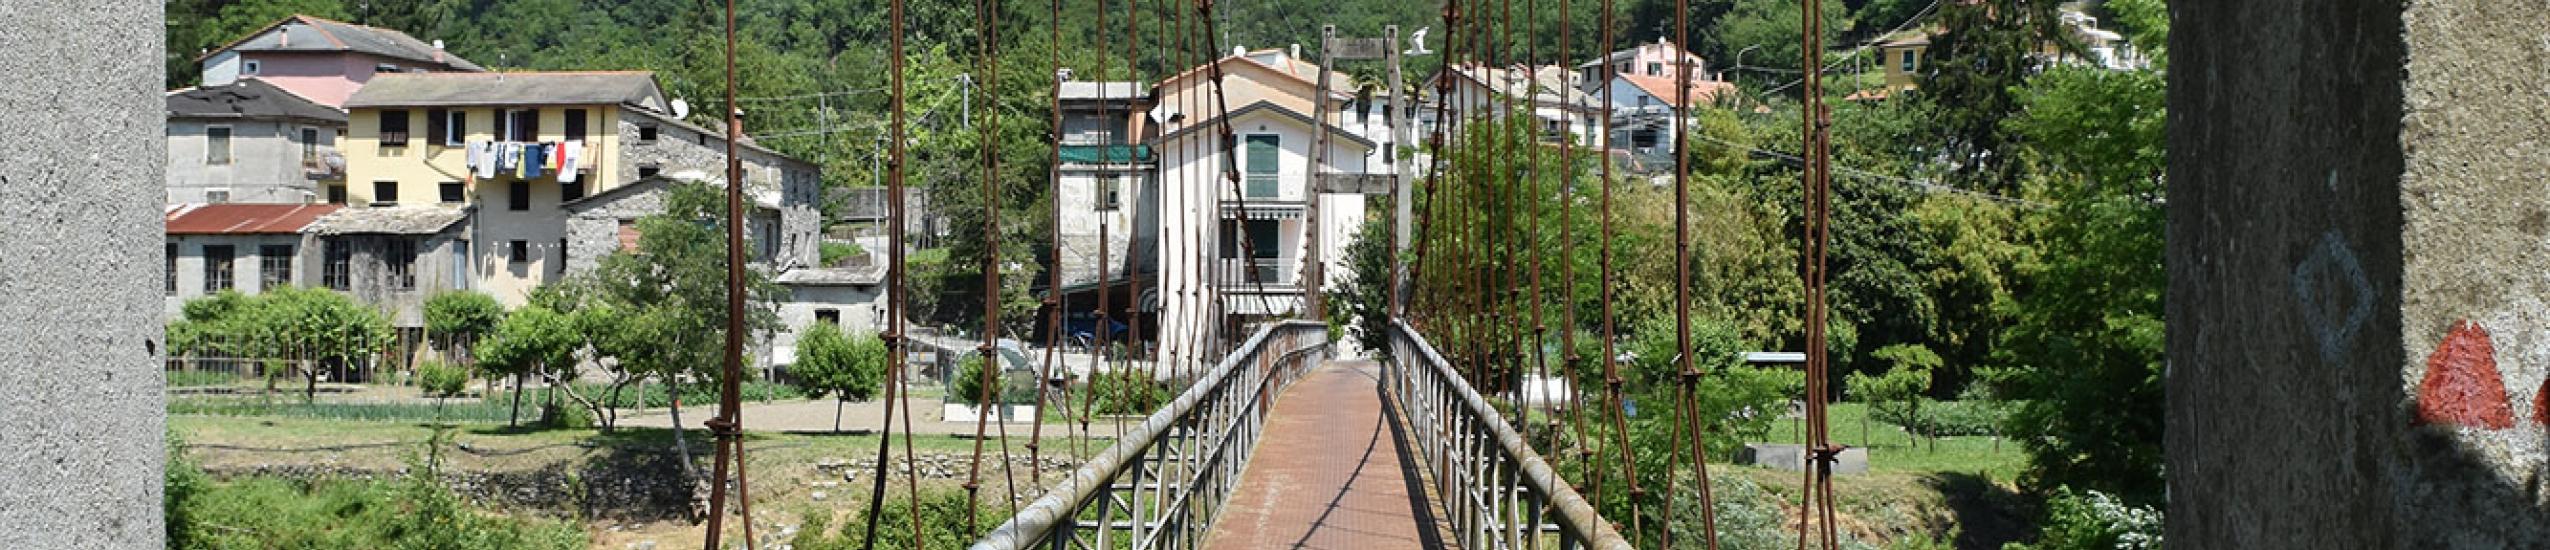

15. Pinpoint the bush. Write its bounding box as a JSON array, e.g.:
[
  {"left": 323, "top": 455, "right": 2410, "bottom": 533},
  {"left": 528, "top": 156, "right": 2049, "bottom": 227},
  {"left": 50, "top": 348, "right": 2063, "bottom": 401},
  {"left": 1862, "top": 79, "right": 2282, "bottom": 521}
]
[
  {"left": 417, "top": 361, "right": 469, "bottom": 398},
  {"left": 950, "top": 357, "right": 1037, "bottom": 406},
  {"left": 1090, "top": 373, "right": 1173, "bottom": 415},
  {"left": 790, "top": 490, "right": 1005, "bottom": 550},
  {"left": 1870, "top": 400, "right": 2011, "bottom": 437},
  {"left": 820, "top": 241, "right": 867, "bottom": 266},
  {"left": 163, "top": 436, "right": 584, "bottom": 549},
  {"left": 2007, "top": 488, "right": 2163, "bottom": 550}
]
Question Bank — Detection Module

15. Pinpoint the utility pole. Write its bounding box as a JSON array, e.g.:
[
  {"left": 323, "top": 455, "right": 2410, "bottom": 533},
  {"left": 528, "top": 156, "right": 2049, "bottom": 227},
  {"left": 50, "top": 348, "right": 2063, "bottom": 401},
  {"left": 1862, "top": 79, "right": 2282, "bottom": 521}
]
[{"left": 1388, "top": 24, "right": 1411, "bottom": 317}]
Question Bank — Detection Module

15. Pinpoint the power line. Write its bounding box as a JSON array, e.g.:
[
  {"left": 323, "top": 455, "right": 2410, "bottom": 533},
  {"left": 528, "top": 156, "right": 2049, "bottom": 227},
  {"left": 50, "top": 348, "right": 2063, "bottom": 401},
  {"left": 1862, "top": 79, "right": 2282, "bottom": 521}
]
[{"left": 1683, "top": 132, "right": 2048, "bottom": 208}]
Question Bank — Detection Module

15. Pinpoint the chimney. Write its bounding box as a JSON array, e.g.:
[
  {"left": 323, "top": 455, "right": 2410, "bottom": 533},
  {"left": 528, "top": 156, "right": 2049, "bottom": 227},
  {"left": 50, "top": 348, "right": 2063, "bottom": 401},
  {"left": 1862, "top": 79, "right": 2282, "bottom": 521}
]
[
  {"left": 432, "top": 39, "right": 445, "bottom": 63},
  {"left": 1290, "top": 43, "right": 1300, "bottom": 60}
]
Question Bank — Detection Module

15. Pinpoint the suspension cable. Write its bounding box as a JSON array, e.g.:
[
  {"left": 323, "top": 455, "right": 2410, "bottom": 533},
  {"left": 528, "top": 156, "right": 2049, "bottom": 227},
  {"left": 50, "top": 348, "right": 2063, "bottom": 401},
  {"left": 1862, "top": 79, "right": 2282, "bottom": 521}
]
[
  {"left": 1028, "top": 0, "right": 1066, "bottom": 494},
  {"left": 1798, "top": 0, "right": 1843, "bottom": 544},
  {"left": 1593, "top": 0, "right": 1646, "bottom": 540},
  {"left": 858, "top": 0, "right": 924, "bottom": 544}
]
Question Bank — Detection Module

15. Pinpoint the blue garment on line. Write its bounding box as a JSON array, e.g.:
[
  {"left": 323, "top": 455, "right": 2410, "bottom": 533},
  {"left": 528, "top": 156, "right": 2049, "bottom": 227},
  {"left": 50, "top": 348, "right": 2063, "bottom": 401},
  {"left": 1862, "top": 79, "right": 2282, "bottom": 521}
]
[{"left": 524, "top": 144, "right": 544, "bottom": 178}]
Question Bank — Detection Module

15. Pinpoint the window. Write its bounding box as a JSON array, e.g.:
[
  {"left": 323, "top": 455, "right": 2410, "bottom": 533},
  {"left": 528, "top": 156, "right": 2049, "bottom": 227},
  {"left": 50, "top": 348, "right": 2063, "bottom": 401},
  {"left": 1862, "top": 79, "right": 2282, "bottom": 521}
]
[
  {"left": 508, "top": 181, "right": 530, "bottom": 210},
  {"left": 1618, "top": 62, "right": 1631, "bottom": 75},
  {"left": 430, "top": 109, "right": 466, "bottom": 146},
  {"left": 301, "top": 127, "right": 321, "bottom": 158},
  {"left": 202, "top": 245, "right": 234, "bottom": 292},
  {"left": 1242, "top": 135, "right": 1281, "bottom": 198},
  {"left": 1646, "top": 62, "right": 1663, "bottom": 76},
  {"left": 638, "top": 165, "right": 661, "bottom": 178},
  {"left": 1900, "top": 50, "right": 1917, "bottom": 73},
  {"left": 561, "top": 181, "right": 586, "bottom": 202},
  {"left": 326, "top": 184, "right": 347, "bottom": 205},
  {"left": 165, "top": 244, "right": 177, "bottom": 295},
  {"left": 557, "top": 239, "right": 568, "bottom": 275},
  {"left": 378, "top": 109, "right": 410, "bottom": 149},
  {"left": 1095, "top": 174, "right": 1122, "bottom": 211},
  {"left": 323, "top": 241, "right": 350, "bottom": 290},
  {"left": 639, "top": 124, "right": 659, "bottom": 142},
  {"left": 504, "top": 109, "right": 540, "bottom": 141},
  {"left": 242, "top": 59, "right": 260, "bottom": 75},
  {"left": 259, "top": 245, "right": 293, "bottom": 290},
  {"left": 205, "top": 189, "right": 231, "bottom": 204},
  {"left": 1217, "top": 219, "right": 1281, "bottom": 259},
  {"left": 1631, "top": 128, "right": 1660, "bottom": 149},
  {"left": 508, "top": 240, "right": 529, "bottom": 263},
  {"left": 815, "top": 309, "right": 840, "bottom": 325},
  {"left": 386, "top": 238, "right": 417, "bottom": 291},
  {"left": 565, "top": 109, "right": 588, "bottom": 142},
  {"left": 372, "top": 181, "right": 398, "bottom": 206},
  {"left": 205, "top": 126, "right": 232, "bottom": 165},
  {"left": 438, "top": 182, "right": 465, "bottom": 204},
  {"left": 375, "top": 63, "right": 400, "bottom": 73}
]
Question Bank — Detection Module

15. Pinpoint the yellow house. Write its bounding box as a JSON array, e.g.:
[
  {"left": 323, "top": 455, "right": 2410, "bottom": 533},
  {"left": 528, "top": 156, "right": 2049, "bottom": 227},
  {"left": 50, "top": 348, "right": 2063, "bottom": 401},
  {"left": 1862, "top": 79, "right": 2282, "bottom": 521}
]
[
  {"left": 1875, "top": 28, "right": 1935, "bottom": 94},
  {"left": 341, "top": 71, "right": 821, "bottom": 306}
]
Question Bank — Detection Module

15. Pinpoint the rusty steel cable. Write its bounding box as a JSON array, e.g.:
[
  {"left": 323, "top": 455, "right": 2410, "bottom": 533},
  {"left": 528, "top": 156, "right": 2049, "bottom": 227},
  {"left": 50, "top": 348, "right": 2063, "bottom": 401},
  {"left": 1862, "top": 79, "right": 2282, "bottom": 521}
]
[
  {"left": 1029, "top": 0, "right": 1066, "bottom": 491},
  {"left": 702, "top": 0, "right": 754, "bottom": 546},
  {"left": 1592, "top": 0, "right": 1646, "bottom": 541},
  {"left": 1795, "top": 0, "right": 1842, "bottom": 545},
  {"left": 1554, "top": 0, "right": 1597, "bottom": 504},
  {"left": 858, "top": 0, "right": 925, "bottom": 544},
  {"left": 1663, "top": 0, "right": 1725, "bottom": 544},
  {"left": 961, "top": 0, "right": 1021, "bottom": 531},
  {"left": 1072, "top": 0, "right": 1116, "bottom": 461}
]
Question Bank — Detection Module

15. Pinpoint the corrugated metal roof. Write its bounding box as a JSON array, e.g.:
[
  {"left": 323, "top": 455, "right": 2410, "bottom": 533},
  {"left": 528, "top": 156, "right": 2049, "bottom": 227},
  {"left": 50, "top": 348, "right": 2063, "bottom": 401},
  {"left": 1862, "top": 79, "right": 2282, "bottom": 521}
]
[
  {"left": 164, "top": 203, "right": 343, "bottom": 235},
  {"left": 301, "top": 206, "right": 468, "bottom": 235},
  {"left": 776, "top": 266, "right": 886, "bottom": 286},
  {"left": 207, "top": 15, "right": 484, "bottom": 71},
  {"left": 344, "top": 71, "right": 665, "bottom": 109},
  {"left": 1060, "top": 81, "right": 1149, "bottom": 101},
  {"left": 166, "top": 79, "right": 346, "bottom": 123}
]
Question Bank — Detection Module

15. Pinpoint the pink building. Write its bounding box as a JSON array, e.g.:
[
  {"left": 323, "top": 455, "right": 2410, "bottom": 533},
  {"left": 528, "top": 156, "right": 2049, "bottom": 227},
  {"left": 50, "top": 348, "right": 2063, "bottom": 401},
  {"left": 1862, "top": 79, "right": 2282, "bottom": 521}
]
[
  {"left": 195, "top": 15, "right": 483, "bottom": 108},
  {"left": 1574, "top": 38, "right": 1712, "bottom": 90}
]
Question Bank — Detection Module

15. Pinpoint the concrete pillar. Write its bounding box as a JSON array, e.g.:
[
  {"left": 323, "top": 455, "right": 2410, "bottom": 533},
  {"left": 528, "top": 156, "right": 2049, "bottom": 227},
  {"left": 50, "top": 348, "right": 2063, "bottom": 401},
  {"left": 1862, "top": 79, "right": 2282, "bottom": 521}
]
[
  {"left": 2171, "top": 0, "right": 2550, "bottom": 546},
  {"left": 0, "top": 1, "right": 165, "bottom": 547}
]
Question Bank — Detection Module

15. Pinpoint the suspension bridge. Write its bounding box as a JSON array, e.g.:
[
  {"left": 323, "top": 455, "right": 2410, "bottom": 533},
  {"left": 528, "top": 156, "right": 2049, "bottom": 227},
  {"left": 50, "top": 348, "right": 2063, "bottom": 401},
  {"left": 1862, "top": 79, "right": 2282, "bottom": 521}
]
[{"left": 689, "top": 0, "right": 1852, "bottom": 547}]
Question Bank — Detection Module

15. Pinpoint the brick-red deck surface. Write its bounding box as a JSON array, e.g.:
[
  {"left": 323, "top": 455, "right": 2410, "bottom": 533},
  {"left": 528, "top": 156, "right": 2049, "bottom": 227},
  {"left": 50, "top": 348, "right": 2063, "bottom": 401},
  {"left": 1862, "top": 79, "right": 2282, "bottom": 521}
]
[{"left": 1203, "top": 360, "right": 1453, "bottom": 550}]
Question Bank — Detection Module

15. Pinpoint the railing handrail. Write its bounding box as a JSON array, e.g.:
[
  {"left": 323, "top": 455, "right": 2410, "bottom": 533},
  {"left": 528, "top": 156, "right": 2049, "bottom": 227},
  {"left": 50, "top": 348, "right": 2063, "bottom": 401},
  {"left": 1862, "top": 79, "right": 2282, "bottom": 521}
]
[
  {"left": 971, "top": 319, "right": 1328, "bottom": 550},
  {"left": 1390, "top": 318, "right": 1635, "bottom": 550}
]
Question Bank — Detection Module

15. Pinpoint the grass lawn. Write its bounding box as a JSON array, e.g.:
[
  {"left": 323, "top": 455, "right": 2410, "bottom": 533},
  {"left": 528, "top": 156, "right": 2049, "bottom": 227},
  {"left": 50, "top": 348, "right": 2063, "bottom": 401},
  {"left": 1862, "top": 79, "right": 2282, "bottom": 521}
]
[{"left": 1757, "top": 402, "right": 2025, "bottom": 481}]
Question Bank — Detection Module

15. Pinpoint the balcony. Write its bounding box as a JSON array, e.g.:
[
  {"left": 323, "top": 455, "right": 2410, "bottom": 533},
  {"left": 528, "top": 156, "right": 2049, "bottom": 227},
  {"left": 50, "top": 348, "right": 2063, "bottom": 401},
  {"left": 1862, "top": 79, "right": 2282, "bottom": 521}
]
[
  {"left": 1218, "top": 257, "right": 1301, "bottom": 289},
  {"left": 1058, "top": 144, "right": 1154, "bottom": 165}
]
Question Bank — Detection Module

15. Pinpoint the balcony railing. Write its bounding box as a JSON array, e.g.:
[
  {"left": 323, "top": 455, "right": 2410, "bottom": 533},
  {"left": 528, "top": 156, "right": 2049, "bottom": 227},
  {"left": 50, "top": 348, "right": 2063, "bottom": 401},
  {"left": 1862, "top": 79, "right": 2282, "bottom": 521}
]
[
  {"left": 970, "top": 321, "right": 1331, "bottom": 550},
  {"left": 1218, "top": 257, "right": 1300, "bottom": 288},
  {"left": 1242, "top": 174, "right": 1282, "bottom": 199}
]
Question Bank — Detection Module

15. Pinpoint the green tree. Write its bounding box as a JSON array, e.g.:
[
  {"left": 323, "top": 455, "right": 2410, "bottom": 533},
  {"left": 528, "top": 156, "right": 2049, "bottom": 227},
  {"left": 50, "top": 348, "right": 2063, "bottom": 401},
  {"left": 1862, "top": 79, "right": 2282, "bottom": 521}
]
[
  {"left": 554, "top": 180, "right": 782, "bottom": 492},
  {"left": 416, "top": 359, "right": 469, "bottom": 421},
  {"left": 1994, "top": 62, "right": 2166, "bottom": 503},
  {"left": 791, "top": 321, "right": 888, "bottom": 432},
  {"left": 1326, "top": 217, "right": 1396, "bottom": 359},
  {"left": 423, "top": 290, "right": 504, "bottom": 364},
  {"left": 1919, "top": 0, "right": 2071, "bottom": 193},
  {"left": 1849, "top": 343, "right": 1937, "bottom": 449},
  {"left": 475, "top": 305, "right": 580, "bottom": 427}
]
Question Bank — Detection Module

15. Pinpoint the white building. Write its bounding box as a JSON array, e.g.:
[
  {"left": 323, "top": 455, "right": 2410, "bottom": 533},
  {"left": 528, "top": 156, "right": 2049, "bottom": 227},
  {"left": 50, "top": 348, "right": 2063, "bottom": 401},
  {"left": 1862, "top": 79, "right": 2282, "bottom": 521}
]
[
  {"left": 1152, "top": 49, "right": 1378, "bottom": 372},
  {"left": 1431, "top": 64, "right": 1604, "bottom": 145},
  {"left": 1051, "top": 79, "right": 1160, "bottom": 344}
]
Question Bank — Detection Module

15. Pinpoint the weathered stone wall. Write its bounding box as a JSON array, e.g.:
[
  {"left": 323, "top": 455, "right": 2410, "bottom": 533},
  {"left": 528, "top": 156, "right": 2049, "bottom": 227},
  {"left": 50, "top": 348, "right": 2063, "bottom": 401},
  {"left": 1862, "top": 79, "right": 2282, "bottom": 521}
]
[
  {"left": 2171, "top": 0, "right": 2550, "bottom": 546},
  {"left": 0, "top": 1, "right": 166, "bottom": 546},
  {"left": 616, "top": 111, "right": 821, "bottom": 270}
]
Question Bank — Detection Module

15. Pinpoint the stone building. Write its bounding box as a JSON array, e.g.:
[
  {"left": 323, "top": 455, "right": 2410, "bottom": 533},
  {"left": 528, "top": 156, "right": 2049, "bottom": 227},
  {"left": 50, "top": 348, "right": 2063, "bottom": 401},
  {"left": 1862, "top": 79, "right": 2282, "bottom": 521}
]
[
  {"left": 339, "top": 71, "right": 820, "bottom": 307},
  {"left": 162, "top": 203, "right": 341, "bottom": 317},
  {"left": 164, "top": 79, "right": 346, "bottom": 204},
  {"left": 298, "top": 206, "right": 471, "bottom": 328}
]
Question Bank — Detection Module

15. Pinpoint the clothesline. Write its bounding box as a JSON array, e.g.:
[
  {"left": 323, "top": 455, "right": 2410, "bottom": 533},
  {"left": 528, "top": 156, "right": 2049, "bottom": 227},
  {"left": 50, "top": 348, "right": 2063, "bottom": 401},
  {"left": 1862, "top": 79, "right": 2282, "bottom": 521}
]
[{"left": 464, "top": 139, "right": 589, "bottom": 184}]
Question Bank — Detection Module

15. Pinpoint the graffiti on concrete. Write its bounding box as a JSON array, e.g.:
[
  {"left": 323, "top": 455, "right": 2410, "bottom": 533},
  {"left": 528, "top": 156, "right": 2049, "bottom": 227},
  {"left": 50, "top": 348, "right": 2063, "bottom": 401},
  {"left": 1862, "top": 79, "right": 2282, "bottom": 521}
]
[
  {"left": 2292, "top": 230, "right": 2374, "bottom": 365},
  {"left": 2415, "top": 320, "right": 2515, "bottom": 429}
]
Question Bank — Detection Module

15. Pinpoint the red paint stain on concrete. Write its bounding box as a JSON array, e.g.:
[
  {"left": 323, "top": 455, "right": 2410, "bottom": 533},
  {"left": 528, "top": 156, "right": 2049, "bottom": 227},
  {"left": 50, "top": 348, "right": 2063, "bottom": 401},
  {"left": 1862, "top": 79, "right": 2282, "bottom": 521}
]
[
  {"left": 2535, "top": 377, "right": 2550, "bottom": 427},
  {"left": 2415, "top": 320, "right": 2514, "bottom": 429}
]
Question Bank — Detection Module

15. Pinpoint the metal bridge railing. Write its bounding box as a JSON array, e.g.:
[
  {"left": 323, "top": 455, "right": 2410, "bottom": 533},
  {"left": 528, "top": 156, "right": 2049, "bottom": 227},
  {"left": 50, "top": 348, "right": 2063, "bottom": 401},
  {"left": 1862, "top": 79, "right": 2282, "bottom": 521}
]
[
  {"left": 971, "top": 320, "right": 1330, "bottom": 550},
  {"left": 1386, "top": 319, "right": 1634, "bottom": 550}
]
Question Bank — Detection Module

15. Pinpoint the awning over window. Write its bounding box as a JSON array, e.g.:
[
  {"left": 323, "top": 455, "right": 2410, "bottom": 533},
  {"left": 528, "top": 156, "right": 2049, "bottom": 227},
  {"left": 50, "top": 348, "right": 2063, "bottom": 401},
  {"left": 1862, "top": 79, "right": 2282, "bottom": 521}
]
[
  {"left": 1059, "top": 144, "right": 1154, "bottom": 164},
  {"left": 1221, "top": 294, "right": 1304, "bottom": 316}
]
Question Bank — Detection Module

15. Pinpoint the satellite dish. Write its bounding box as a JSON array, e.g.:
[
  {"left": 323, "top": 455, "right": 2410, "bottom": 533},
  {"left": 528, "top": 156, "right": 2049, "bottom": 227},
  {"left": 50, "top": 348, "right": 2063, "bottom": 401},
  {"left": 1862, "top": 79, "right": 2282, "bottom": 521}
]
[{"left": 670, "top": 99, "right": 691, "bottom": 119}]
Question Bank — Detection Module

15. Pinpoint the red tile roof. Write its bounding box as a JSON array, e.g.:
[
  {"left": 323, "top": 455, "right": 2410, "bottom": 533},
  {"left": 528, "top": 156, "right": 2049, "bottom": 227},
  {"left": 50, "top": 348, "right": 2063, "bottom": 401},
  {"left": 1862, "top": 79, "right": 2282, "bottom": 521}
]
[
  {"left": 1620, "top": 74, "right": 1738, "bottom": 108},
  {"left": 164, "top": 203, "right": 342, "bottom": 235}
]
